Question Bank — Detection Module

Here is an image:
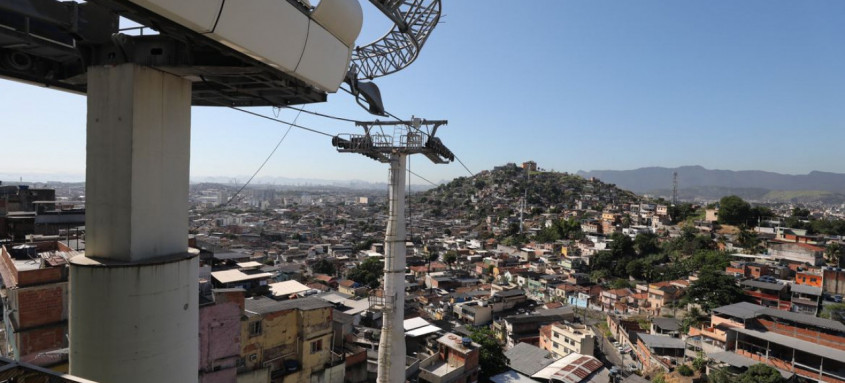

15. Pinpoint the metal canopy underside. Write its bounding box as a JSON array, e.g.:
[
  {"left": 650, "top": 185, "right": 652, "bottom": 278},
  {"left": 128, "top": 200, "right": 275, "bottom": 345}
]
[{"left": 0, "top": 0, "right": 326, "bottom": 107}]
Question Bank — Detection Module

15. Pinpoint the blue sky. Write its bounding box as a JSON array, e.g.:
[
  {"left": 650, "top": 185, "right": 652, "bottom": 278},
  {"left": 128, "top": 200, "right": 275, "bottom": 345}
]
[{"left": 1, "top": 1, "right": 844, "bottom": 184}]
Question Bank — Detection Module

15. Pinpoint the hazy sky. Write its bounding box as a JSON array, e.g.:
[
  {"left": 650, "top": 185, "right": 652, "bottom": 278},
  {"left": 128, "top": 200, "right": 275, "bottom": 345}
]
[{"left": 1, "top": 1, "right": 844, "bottom": 184}]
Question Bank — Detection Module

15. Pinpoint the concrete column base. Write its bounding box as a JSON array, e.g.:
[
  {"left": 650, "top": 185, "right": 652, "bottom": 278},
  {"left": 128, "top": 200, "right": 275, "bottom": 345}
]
[{"left": 69, "top": 252, "right": 199, "bottom": 383}]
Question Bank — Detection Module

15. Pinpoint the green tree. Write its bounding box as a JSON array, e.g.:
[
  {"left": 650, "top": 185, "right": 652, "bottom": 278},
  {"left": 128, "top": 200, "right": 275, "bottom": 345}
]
[
  {"left": 737, "top": 226, "right": 760, "bottom": 254},
  {"left": 718, "top": 195, "right": 752, "bottom": 226},
  {"left": 678, "top": 365, "right": 694, "bottom": 376},
  {"left": 682, "top": 306, "right": 706, "bottom": 333},
  {"left": 608, "top": 232, "right": 635, "bottom": 258},
  {"left": 609, "top": 279, "right": 633, "bottom": 289},
  {"left": 819, "top": 303, "right": 845, "bottom": 324},
  {"left": 737, "top": 364, "right": 785, "bottom": 383},
  {"left": 634, "top": 232, "right": 660, "bottom": 256},
  {"left": 468, "top": 327, "right": 508, "bottom": 381},
  {"left": 428, "top": 251, "right": 440, "bottom": 262},
  {"left": 443, "top": 250, "right": 458, "bottom": 269},
  {"left": 312, "top": 259, "right": 336, "bottom": 276},
  {"left": 826, "top": 242, "right": 843, "bottom": 267},
  {"left": 347, "top": 257, "right": 384, "bottom": 289},
  {"left": 684, "top": 269, "right": 745, "bottom": 311}
]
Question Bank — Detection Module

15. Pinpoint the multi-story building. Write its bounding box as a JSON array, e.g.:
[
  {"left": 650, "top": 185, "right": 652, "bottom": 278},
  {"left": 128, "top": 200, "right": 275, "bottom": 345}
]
[
  {"left": 600, "top": 288, "right": 632, "bottom": 312},
  {"left": 646, "top": 281, "right": 684, "bottom": 314},
  {"left": 635, "top": 334, "right": 685, "bottom": 372},
  {"left": 199, "top": 289, "right": 245, "bottom": 383},
  {"left": 418, "top": 333, "right": 480, "bottom": 383},
  {"left": 795, "top": 270, "right": 823, "bottom": 288},
  {"left": 237, "top": 297, "right": 344, "bottom": 383},
  {"left": 0, "top": 242, "right": 77, "bottom": 370},
  {"left": 540, "top": 322, "right": 596, "bottom": 358},
  {"left": 740, "top": 280, "right": 791, "bottom": 311},
  {"left": 789, "top": 283, "right": 822, "bottom": 315},
  {"left": 768, "top": 241, "right": 825, "bottom": 266},
  {"left": 455, "top": 301, "right": 493, "bottom": 326},
  {"left": 494, "top": 308, "right": 575, "bottom": 349},
  {"left": 690, "top": 302, "right": 845, "bottom": 383}
]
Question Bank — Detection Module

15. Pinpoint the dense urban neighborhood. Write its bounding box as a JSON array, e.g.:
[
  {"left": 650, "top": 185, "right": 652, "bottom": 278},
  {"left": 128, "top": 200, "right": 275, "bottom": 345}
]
[{"left": 2, "top": 161, "right": 845, "bottom": 383}]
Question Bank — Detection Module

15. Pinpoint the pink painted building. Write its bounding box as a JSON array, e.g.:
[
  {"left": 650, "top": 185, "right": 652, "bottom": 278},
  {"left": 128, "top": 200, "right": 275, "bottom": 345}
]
[{"left": 199, "top": 289, "right": 244, "bottom": 383}]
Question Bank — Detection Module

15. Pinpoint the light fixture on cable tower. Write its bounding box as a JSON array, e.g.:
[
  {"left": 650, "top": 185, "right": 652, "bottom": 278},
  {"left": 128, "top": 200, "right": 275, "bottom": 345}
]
[{"left": 331, "top": 118, "right": 452, "bottom": 383}]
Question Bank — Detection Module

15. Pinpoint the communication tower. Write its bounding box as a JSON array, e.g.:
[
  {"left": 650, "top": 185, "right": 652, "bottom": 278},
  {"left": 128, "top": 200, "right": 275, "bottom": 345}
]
[{"left": 673, "top": 171, "right": 679, "bottom": 206}]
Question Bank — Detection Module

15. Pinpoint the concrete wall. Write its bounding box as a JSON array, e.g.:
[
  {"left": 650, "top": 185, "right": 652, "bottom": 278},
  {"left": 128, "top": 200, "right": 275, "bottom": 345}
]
[
  {"left": 85, "top": 64, "right": 191, "bottom": 263},
  {"left": 69, "top": 255, "right": 199, "bottom": 383}
]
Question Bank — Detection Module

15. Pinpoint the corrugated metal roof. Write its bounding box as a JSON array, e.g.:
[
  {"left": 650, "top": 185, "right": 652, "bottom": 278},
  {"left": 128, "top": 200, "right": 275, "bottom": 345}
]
[
  {"left": 268, "top": 280, "right": 310, "bottom": 297},
  {"left": 651, "top": 317, "right": 681, "bottom": 331},
  {"left": 244, "top": 296, "right": 331, "bottom": 315},
  {"left": 709, "top": 351, "right": 794, "bottom": 379},
  {"left": 404, "top": 317, "right": 431, "bottom": 331},
  {"left": 406, "top": 324, "right": 442, "bottom": 337},
  {"left": 712, "top": 302, "right": 764, "bottom": 320},
  {"left": 532, "top": 353, "right": 603, "bottom": 383},
  {"left": 504, "top": 343, "right": 554, "bottom": 376},
  {"left": 637, "top": 334, "right": 685, "bottom": 349},
  {"left": 211, "top": 269, "right": 273, "bottom": 284},
  {"left": 759, "top": 307, "right": 845, "bottom": 332},
  {"left": 742, "top": 280, "right": 786, "bottom": 291},
  {"left": 790, "top": 283, "right": 822, "bottom": 296}
]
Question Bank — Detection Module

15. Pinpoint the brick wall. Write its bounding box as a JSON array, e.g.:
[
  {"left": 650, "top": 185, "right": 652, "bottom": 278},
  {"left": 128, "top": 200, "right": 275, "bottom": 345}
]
[
  {"left": 19, "top": 325, "right": 65, "bottom": 357},
  {"left": 17, "top": 286, "right": 65, "bottom": 329},
  {"left": 18, "top": 267, "right": 63, "bottom": 287},
  {"left": 757, "top": 319, "right": 845, "bottom": 351}
]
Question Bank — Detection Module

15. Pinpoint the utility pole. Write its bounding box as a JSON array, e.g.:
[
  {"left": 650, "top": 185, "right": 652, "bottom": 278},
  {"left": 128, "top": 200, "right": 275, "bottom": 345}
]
[
  {"left": 672, "top": 171, "right": 678, "bottom": 206},
  {"left": 332, "top": 118, "right": 453, "bottom": 383}
]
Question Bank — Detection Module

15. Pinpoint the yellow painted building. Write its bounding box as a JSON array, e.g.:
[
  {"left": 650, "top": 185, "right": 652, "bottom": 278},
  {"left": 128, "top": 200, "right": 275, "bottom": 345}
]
[{"left": 238, "top": 297, "right": 344, "bottom": 383}]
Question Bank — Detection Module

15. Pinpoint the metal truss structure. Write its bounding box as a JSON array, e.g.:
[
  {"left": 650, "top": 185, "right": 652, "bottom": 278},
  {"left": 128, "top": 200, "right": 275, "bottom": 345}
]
[
  {"left": 352, "top": 0, "right": 442, "bottom": 80},
  {"left": 0, "top": 0, "right": 445, "bottom": 108},
  {"left": 0, "top": 0, "right": 328, "bottom": 106},
  {"left": 331, "top": 118, "right": 453, "bottom": 164}
]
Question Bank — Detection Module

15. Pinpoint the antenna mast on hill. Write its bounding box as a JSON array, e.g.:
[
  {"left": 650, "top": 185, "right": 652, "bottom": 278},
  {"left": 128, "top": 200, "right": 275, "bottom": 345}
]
[
  {"left": 332, "top": 118, "right": 453, "bottom": 383},
  {"left": 672, "top": 171, "right": 678, "bottom": 206}
]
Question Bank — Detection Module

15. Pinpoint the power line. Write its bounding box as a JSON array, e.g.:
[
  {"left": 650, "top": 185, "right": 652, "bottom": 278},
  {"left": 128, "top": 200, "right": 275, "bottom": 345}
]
[
  {"left": 220, "top": 108, "right": 304, "bottom": 207},
  {"left": 226, "top": 106, "right": 333, "bottom": 137},
  {"left": 221, "top": 104, "right": 445, "bottom": 192},
  {"left": 284, "top": 106, "right": 361, "bottom": 123},
  {"left": 408, "top": 170, "right": 438, "bottom": 187},
  {"left": 454, "top": 155, "right": 474, "bottom": 177}
]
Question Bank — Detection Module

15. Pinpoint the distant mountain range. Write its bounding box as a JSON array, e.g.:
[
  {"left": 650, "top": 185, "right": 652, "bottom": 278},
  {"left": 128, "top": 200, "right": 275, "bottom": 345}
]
[{"left": 576, "top": 166, "right": 845, "bottom": 203}]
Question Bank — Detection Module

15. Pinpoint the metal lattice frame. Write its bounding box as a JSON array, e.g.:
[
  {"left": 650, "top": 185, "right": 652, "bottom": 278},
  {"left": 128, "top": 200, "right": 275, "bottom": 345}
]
[
  {"left": 352, "top": 0, "right": 441, "bottom": 80},
  {"left": 331, "top": 119, "right": 453, "bottom": 164}
]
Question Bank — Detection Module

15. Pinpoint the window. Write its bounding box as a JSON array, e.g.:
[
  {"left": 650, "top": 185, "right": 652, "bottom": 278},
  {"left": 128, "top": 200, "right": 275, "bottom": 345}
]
[
  {"left": 249, "top": 321, "right": 262, "bottom": 337},
  {"left": 310, "top": 339, "right": 323, "bottom": 354}
]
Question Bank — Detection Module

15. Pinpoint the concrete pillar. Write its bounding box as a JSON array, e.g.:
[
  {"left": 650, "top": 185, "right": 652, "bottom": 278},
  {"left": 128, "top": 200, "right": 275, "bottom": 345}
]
[
  {"left": 69, "top": 64, "right": 198, "bottom": 383},
  {"left": 377, "top": 153, "right": 407, "bottom": 383}
]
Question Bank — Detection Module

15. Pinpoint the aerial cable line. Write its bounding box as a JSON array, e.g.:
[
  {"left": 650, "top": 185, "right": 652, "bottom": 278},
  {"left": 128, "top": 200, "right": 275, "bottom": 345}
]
[
  {"left": 408, "top": 170, "right": 438, "bottom": 187},
  {"left": 226, "top": 106, "right": 333, "bottom": 137},
  {"left": 219, "top": 105, "right": 444, "bottom": 195},
  {"left": 220, "top": 108, "right": 304, "bottom": 207},
  {"left": 454, "top": 155, "right": 474, "bottom": 177}
]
